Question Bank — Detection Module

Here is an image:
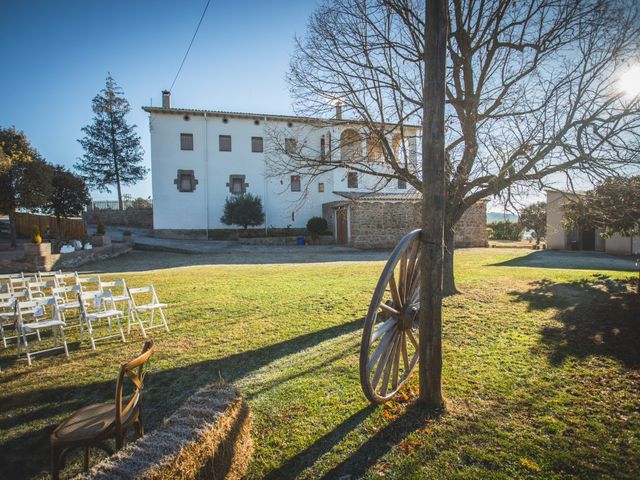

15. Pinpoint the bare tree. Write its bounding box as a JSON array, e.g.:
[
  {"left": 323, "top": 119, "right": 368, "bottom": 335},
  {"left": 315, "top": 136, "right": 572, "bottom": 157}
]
[{"left": 268, "top": 0, "right": 640, "bottom": 294}]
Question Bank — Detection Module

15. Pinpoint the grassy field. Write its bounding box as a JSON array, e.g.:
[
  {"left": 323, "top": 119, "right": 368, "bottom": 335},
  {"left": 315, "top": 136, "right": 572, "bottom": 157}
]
[{"left": 0, "top": 248, "right": 638, "bottom": 479}]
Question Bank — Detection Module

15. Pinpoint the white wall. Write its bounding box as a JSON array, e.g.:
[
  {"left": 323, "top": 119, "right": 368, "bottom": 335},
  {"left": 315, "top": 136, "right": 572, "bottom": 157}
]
[{"left": 149, "top": 110, "right": 419, "bottom": 231}]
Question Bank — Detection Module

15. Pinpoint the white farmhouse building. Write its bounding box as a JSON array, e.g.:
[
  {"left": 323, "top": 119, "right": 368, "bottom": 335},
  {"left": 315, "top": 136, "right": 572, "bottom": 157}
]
[{"left": 143, "top": 91, "right": 421, "bottom": 242}]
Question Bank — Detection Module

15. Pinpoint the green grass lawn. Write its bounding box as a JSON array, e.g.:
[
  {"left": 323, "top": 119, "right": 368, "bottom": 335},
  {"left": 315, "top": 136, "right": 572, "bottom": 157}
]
[{"left": 1, "top": 248, "right": 638, "bottom": 479}]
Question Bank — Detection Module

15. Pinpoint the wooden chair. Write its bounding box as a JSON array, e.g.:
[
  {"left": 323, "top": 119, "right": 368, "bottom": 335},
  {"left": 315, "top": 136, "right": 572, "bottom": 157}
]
[{"left": 50, "top": 340, "right": 155, "bottom": 479}]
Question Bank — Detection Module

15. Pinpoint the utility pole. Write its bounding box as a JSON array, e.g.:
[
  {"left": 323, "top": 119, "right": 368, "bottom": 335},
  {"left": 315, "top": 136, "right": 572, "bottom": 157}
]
[{"left": 419, "top": 0, "right": 447, "bottom": 409}]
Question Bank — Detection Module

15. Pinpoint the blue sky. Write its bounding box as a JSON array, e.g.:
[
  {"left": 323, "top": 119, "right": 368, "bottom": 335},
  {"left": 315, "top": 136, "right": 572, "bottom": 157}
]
[{"left": 0, "top": 0, "right": 318, "bottom": 200}]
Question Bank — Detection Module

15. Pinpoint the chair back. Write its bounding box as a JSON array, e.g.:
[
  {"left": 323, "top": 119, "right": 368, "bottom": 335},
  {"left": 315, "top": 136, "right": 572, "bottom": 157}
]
[
  {"left": 38, "top": 270, "right": 62, "bottom": 281},
  {"left": 76, "top": 275, "right": 102, "bottom": 293},
  {"left": 100, "top": 279, "right": 128, "bottom": 297},
  {"left": 55, "top": 272, "right": 77, "bottom": 286},
  {"left": 115, "top": 341, "right": 154, "bottom": 434},
  {"left": 28, "top": 280, "right": 58, "bottom": 297},
  {"left": 15, "top": 297, "right": 59, "bottom": 327},
  {"left": 78, "top": 290, "right": 115, "bottom": 314},
  {"left": 127, "top": 285, "right": 157, "bottom": 308},
  {"left": 52, "top": 285, "right": 81, "bottom": 304}
]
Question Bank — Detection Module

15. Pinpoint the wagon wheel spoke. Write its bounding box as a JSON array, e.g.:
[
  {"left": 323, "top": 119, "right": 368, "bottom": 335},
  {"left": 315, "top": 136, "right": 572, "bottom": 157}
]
[
  {"left": 398, "top": 250, "right": 408, "bottom": 303},
  {"left": 391, "top": 331, "right": 403, "bottom": 391},
  {"left": 401, "top": 331, "right": 410, "bottom": 371},
  {"left": 372, "top": 317, "right": 397, "bottom": 343},
  {"left": 372, "top": 329, "right": 398, "bottom": 390},
  {"left": 403, "top": 239, "right": 420, "bottom": 304},
  {"left": 379, "top": 301, "right": 400, "bottom": 317},
  {"left": 379, "top": 333, "right": 401, "bottom": 396},
  {"left": 406, "top": 329, "right": 419, "bottom": 349},
  {"left": 368, "top": 323, "right": 396, "bottom": 371},
  {"left": 388, "top": 273, "right": 403, "bottom": 310}
]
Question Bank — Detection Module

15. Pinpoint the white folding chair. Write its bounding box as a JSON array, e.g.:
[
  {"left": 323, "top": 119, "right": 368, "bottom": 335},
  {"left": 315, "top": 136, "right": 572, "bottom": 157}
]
[
  {"left": 28, "top": 279, "right": 58, "bottom": 299},
  {"left": 78, "top": 290, "right": 126, "bottom": 349},
  {"left": 100, "top": 278, "right": 131, "bottom": 316},
  {"left": 52, "top": 285, "right": 83, "bottom": 335},
  {"left": 38, "top": 270, "right": 62, "bottom": 282},
  {"left": 76, "top": 275, "right": 102, "bottom": 294},
  {"left": 0, "top": 290, "right": 29, "bottom": 347},
  {"left": 55, "top": 272, "right": 78, "bottom": 287},
  {"left": 127, "top": 285, "right": 169, "bottom": 338},
  {"left": 0, "top": 273, "right": 24, "bottom": 293},
  {"left": 15, "top": 297, "right": 69, "bottom": 366},
  {"left": 9, "top": 275, "right": 36, "bottom": 294}
]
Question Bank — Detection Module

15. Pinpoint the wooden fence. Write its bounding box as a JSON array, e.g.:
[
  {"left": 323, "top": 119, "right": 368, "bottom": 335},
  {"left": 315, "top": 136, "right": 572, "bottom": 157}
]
[{"left": 14, "top": 213, "right": 88, "bottom": 240}]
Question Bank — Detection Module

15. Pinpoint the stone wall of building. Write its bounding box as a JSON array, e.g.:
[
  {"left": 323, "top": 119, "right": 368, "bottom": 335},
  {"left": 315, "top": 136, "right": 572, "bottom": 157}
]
[
  {"left": 346, "top": 200, "right": 487, "bottom": 249},
  {"left": 83, "top": 208, "right": 153, "bottom": 229}
]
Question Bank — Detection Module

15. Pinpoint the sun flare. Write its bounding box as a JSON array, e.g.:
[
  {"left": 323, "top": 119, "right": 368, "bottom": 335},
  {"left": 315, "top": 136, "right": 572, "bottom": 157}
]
[{"left": 618, "top": 63, "right": 640, "bottom": 98}]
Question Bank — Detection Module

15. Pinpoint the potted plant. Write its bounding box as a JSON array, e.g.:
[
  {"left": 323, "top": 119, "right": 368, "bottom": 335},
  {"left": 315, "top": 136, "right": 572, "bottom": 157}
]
[
  {"left": 122, "top": 230, "right": 133, "bottom": 243},
  {"left": 91, "top": 221, "right": 111, "bottom": 247},
  {"left": 23, "top": 225, "right": 51, "bottom": 257}
]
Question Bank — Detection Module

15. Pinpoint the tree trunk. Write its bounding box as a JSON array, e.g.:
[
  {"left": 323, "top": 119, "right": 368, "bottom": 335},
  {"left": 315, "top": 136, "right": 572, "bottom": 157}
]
[
  {"left": 9, "top": 209, "right": 17, "bottom": 248},
  {"left": 418, "top": 0, "right": 446, "bottom": 410},
  {"left": 116, "top": 177, "right": 123, "bottom": 211},
  {"left": 443, "top": 225, "right": 458, "bottom": 296}
]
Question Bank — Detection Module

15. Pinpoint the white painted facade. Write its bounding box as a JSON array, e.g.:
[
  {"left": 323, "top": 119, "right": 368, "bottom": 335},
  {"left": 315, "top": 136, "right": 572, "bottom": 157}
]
[
  {"left": 144, "top": 102, "right": 419, "bottom": 235},
  {"left": 546, "top": 190, "right": 638, "bottom": 255}
]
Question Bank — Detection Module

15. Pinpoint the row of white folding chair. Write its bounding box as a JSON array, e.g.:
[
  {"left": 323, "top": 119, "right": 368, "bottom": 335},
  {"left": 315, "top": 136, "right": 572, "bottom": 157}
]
[{"left": 0, "top": 290, "right": 30, "bottom": 348}]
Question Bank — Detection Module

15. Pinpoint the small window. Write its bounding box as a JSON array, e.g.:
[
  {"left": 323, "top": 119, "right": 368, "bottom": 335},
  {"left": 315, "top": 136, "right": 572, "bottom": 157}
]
[
  {"left": 320, "top": 136, "right": 326, "bottom": 159},
  {"left": 227, "top": 175, "right": 247, "bottom": 195},
  {"left": 318, "top": 182, "right": 325, "bottom": 193},
  {"left": 174, "top": 170, "right": 198, "bottom": 192},
  {"left": 291, "top": 175, "right": 301, "bottom": 192},
  {"left": 180, "top": 133, "right": 193, "bottom": 151},
  {"left": 398, "top": 178, "right": 407, "bottom": 189},
  {"left": 347, "top": 172, "right": 358, "bottom": 188},
  {"left": 219, "top": 135, "right": 232, "bottom": 152},
  {"left": 251, "top": 136, "right": 264, "bottom": 153},
  {"left": 285, "top": 138, "right": 297, "bottom": 154}
]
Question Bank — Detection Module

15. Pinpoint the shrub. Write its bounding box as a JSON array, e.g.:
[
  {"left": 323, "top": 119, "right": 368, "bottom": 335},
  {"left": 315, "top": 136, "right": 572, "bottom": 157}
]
[
  {"left": 31, "top": 225, "right": 42, "bottom": 244},
  {"left": 306, "top": 216, "right": 328, "bottom": 236},
  {"left": 488, "top": 220, "right": 523, "bottom": 240},
  {"left": 96, "top": 221, "right": 106, "bottom": 235},
  {"left": 220, "top": 194, "right": 265, "bottom": 229}
]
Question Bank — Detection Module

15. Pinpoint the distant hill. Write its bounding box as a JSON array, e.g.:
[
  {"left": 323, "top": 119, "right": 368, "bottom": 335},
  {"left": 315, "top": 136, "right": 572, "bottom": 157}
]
[{"left": 487, "top": 212, "right": 519, "bottom": 223}]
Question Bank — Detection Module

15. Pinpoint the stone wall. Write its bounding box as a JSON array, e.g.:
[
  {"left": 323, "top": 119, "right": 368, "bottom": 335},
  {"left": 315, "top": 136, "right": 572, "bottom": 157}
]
[
  {"left": 0, "top": 243, "right": 132, "bottom": 274},
  {"left": 344, "top": 200, "right": 488, "bottom": 249},
  {"left": 83, "top": 208, "right": 153, "bottom": 228}
]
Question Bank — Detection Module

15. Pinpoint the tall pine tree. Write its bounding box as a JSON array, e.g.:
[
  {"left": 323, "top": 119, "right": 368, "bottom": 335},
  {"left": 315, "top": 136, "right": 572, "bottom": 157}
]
[{"left": 76, "top": 74, "right": 147, "bottom": 210}]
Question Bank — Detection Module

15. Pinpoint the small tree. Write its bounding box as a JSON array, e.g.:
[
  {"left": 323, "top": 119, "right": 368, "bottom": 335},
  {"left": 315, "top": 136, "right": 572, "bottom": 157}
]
[
  {"left": 0, "top": 127, "right": 53, "bottom": 247},
  {"left": 519, "top": 202, "right": 547, "bottom": 245},
  {"left": 563, "top": 177, "right": 640, "bottom": 238},
  {"left": 220, "top": 194, "right": 265, "bottom": 230},
  {"left": 306, "top": 216, "right": 328, "bottom": 236},
  {"left": 76, "top": 74, "right": 147, "bottom": 211},
  {"left": 43, "top": 166, "right": 91, "bottom": 242}
]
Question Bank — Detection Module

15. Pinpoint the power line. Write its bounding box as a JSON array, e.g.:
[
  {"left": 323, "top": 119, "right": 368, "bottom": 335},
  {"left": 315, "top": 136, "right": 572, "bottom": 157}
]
[{"left": 169, "top": 0, "right": 212, "bottom": 92}]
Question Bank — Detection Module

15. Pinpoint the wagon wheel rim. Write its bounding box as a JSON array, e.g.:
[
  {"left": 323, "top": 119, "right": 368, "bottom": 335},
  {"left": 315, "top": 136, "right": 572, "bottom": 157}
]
[{"left": 360, "top": 229, "right": 422, "bottom": 404}]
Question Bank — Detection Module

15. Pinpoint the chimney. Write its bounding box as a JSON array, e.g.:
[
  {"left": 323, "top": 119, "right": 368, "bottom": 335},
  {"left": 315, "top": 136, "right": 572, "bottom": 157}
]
[
  {"left": 335, "top": 103, "right": 342, "bottom": 120},
  {"left": 162, "top": 90, "right": 171, "bottom": 109}
]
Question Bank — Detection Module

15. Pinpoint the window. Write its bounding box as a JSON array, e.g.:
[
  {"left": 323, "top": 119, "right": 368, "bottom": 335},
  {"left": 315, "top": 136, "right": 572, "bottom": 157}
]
[
  {"left": 347, "top": 172, "right": 358, "bottom": 188},
  {"left": 227, "top": 175, "right": 247, "bottom": 194},
  {"left": 285, "top": 138, "right": 297, "bottom": 154},
  {"left": 320, "top": 136, "right": 326, "bottom": 160},
  {"left": 174, "top": 170, "right": 198, "bottom": 192},
  {"left": 180, "top": 133, "right": 193, "bottom": 151},
  {"left": 398, "top": 178, "right": 407, "bottom": 189},
  {"left": 251, "top": 136, "right": 264, "bottom": 153},
  {"left": 290, "top": 175, "right": 301, "bottom": 192},
  {"left": 219, "top": 135, "right": 232, "bottom": 152},
  {"left": 318, "top": 182, "right": 325, "bottom": 193}
]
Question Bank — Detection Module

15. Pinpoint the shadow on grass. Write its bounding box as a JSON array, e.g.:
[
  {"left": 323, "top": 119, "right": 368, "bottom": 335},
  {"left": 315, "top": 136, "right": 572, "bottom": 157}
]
[
  {"left": 510, "top": 274, "right": 639, "bottom": 369},
  {"left": 490, "top": 250, "right": 636, "bottom": 272},
  {"left": 0, "top": 317, "right": 364, "bottom": 480},
  {"left": 265, "top": 402, "right": 441, "bottom": 480}
]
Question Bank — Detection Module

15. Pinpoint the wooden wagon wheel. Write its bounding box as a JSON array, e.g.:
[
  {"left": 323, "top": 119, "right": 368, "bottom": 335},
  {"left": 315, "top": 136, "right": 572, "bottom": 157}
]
[{"left": 360, "top": 229, "right": 422, "bottom": 404}]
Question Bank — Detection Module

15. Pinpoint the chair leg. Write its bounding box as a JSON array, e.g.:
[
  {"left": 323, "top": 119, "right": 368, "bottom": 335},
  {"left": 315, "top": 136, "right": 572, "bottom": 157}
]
[
  {"left": 83, "top": 446, "right": 90, "bottom": 472},
  {"left": 159, "top": 308, "right": 169, "bottom": 332},
  {"left": 88, "top": 320, "right": 96, "bottom": 350},
  {"left": 116, "top": 316, "right": 126, "bottom": 343},
  {"left": 51, "top": 445, "right": 61, "bottom": 480},
  {"left": 137, "top": 311, "right": 147, "bottom": 338},
  {"left": 60, "top": 327, "right": 69, "bottom": 358}
]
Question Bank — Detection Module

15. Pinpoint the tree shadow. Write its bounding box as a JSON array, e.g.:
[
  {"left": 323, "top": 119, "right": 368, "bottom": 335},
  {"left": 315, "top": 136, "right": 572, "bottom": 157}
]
[
  {"left": 0, "top": 317, "right": 363, "bottom": 479},
  {"left": 509, "top": 274, "right": 639, "bottom": 368},
  {"left": 490, "top": 250, "right": 636, "bottom": 271}
]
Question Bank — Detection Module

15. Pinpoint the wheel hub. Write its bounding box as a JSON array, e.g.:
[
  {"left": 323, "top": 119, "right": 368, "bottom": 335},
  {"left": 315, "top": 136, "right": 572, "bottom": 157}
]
[{"left": 398, "top": 305, "right": 418, "bottom": 331}]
